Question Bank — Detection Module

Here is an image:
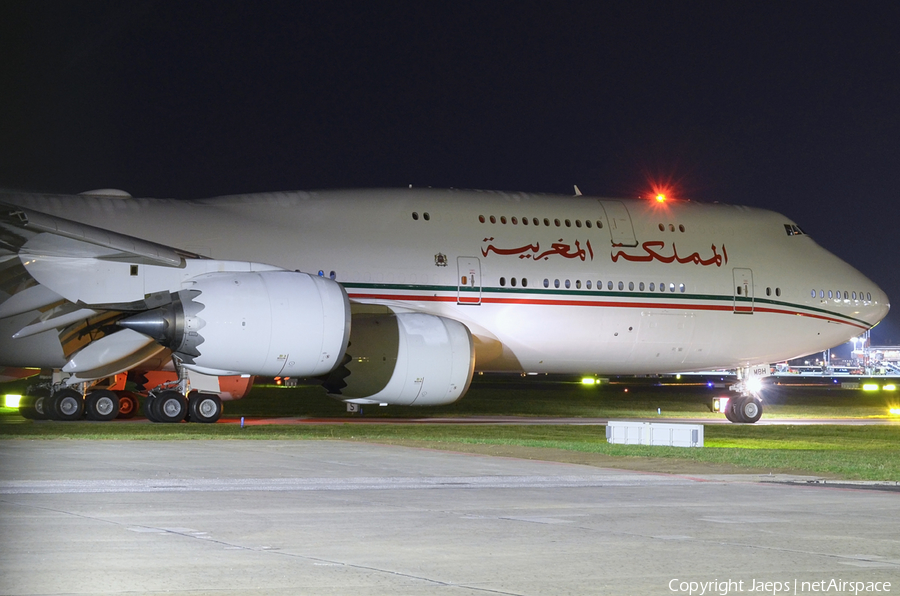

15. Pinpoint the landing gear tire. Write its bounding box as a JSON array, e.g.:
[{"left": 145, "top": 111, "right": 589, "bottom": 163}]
[
  {"left": 18, "top": 394, "right": 37, "bottom": 419},
  {"left": 723, "top": 399, "right": 740, "bottom": 423},
  {"left": 47, "top": 388, "right": 84, "bottom": 421},
  {"left": 188, "top": 392, "right": 222, "bottom": 424},
  {"left": 21, "top": 387, "right": 51, "bottom": 420},
  {"left": 32, "top": 389, "right": 50, "bottom": 420},
  {"left": 735, "top": 396, "right": 762, "bottom": 423},
  {"left": 143, "top": 394, "right": 160, "bottom": 422},
  {"left": 85, "top": 389, "right": 120, "bottom": 421},
  {"left": 115, "top": 391, "right": 139, "bottom": 419},
  {"left": 154, "top": 390, "right": 187, "bottom": 423}
]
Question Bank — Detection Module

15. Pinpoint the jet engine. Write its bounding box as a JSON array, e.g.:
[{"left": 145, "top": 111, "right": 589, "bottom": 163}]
[
  {"left": 323, "top": 311, "right": 475, "bottom": 406},
  {"left": 120, "top": 271, "right": 350, "bottom": 377}
]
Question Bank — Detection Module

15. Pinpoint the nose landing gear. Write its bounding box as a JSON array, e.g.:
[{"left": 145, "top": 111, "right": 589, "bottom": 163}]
[
  {"left": 716, "top": 365, "right": 768, "bottom": 423},
  {"left": 723, "top": 395, "right": 763, "bottom": 423}
]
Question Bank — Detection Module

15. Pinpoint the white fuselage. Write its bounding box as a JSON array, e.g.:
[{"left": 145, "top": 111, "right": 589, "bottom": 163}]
[{"left": 2, "top": 189, "right": 890, "bottom": 374}]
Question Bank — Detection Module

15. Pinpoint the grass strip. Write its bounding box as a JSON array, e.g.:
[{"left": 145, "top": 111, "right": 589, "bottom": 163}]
[{"left": 2, "top": 420, "right": 898, "bottom": 481}]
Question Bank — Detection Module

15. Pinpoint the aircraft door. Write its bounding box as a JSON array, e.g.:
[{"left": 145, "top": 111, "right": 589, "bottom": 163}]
[
  {"left": 599, "top": 201, "right": 638, "bottom": 247},
  {"left": 733, "top": 268, "right": 754, "bottom": 313},
  {"left": 457, "top": 257, "right": 482, "bottom": 305}
]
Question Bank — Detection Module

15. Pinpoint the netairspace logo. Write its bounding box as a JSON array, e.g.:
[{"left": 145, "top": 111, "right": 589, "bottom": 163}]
[{"left": 668, "top": 579, "right": 892, "bottom": 596}]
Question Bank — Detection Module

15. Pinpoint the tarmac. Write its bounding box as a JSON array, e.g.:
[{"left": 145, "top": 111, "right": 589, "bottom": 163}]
[{"left": 1, "top": 440, "right": 899, "bottom": 595}]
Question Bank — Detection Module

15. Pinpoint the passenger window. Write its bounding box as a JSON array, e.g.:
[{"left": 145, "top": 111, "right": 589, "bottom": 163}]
[
  {"left": 628, "top": 281, "right": 634, "bottom": 291},
  {"left": 543, "top": 279, "right": 549, "bottom": 288},
  {"left": 618, "top": 281, "right": 624, "bottom": 290}
]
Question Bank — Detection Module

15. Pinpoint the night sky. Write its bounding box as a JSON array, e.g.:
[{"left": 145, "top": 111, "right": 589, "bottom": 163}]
[{"left": 2, "top": 1, "right": 899, "bottom": 344}]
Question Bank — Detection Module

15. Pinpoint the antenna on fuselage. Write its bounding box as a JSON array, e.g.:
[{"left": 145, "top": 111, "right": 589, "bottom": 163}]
[{"left": 573, "top": 185, "right": 582, "bottom": 196}]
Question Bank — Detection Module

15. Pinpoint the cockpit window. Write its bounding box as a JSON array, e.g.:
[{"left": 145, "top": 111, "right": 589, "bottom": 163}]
[{"left": 784, "top": 224, "right": 806, "bottom": 236}]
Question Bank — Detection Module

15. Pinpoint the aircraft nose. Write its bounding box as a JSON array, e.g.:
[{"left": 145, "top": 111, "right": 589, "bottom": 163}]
[{"left": 866, "top": 283, "right": 890, "bottom": 327}]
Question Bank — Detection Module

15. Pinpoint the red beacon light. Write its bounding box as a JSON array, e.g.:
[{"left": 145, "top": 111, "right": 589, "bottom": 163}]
[{"left": 645, "top": 179, "right": 679, "bottom": 204}]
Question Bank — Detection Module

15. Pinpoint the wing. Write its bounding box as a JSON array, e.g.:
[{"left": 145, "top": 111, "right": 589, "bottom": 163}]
[{"left": 0, "top": 201, "right": 204, "bottom": 376}]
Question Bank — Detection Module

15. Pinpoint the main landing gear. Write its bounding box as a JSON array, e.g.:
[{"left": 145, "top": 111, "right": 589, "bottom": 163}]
[
  {"left": 18, "top": 375, "right": 222, "bottom": 424},
  {"left": 19, "top": 386, "right": 137, "bottom": 422},
  {"left": 142, "top": 390, "right": 222, "bottom": 424},
  {"left": 142, "top": 363, "right": 223, "bottom": 424}
]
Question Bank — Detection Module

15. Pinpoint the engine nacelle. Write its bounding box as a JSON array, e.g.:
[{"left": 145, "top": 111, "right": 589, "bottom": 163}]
[
  {"left": 120, "top": 271, "right": 350, "bottom": 377},
  {"left": 323, "top": 312, "right": 475, "bottom": 406}
]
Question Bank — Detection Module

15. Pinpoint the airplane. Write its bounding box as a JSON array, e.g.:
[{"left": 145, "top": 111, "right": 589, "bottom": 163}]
[{"left": 0, "top": 187, "right": 889, "bottom": 424}]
